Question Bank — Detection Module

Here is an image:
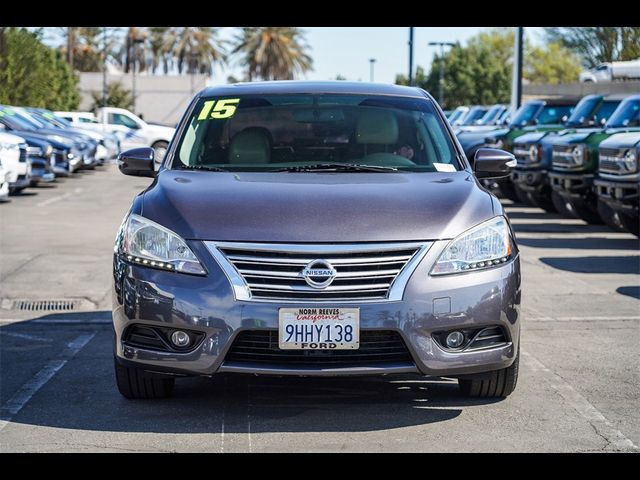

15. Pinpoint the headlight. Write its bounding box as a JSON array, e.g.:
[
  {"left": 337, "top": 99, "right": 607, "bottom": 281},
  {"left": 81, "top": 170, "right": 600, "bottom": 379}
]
[
  {"left": 122, "top": 214, "right": 206, "bottom": 275},
  {"left": 430, "top": 216, "right": 514, "bottom": 276},
  {"left": 623, "top": 149, "right": 638, "bottom": 172},
  {"left": 44, "top": 144, "right": 53, "bottom": 156},
  {"left": 572, "top": 145, "right": 586, "bottom": 166},
  {"left": 528, "top": 144, "right": 539, "bottom": 161}
]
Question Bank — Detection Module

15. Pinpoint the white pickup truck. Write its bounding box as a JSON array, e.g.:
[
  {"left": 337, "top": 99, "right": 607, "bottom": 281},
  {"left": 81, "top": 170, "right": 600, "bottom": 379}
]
[
  {"left": 579, "top": 59, "right": 640, "bottom": 83},
  {"left": 56, "top": 108, "right": 176, "bottom": 162}
]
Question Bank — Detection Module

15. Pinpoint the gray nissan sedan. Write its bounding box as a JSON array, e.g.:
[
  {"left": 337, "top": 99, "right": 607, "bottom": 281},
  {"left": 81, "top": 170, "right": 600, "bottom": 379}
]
[{"left": 113, "top": 81, "right": 521, "bottom": 399}]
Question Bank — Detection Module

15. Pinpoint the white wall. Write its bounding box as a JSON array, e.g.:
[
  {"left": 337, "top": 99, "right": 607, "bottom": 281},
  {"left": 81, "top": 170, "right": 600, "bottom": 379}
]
[{"left": 78, "top": 72, "right": 212, "bottom": 126}]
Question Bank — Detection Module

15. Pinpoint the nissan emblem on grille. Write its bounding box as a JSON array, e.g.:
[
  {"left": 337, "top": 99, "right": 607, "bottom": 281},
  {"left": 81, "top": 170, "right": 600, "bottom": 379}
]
[{"left": 301, "top": 259, "right": 337, "bottom": 289}]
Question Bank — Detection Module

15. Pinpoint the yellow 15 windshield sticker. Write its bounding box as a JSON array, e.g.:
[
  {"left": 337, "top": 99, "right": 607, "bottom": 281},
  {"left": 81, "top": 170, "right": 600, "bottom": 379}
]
[{"left": 197, "top": 98, "right": 240, "bottom": 121}]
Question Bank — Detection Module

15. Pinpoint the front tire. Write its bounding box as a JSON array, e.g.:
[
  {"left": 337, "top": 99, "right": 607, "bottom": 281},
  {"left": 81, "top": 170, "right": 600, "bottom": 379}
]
[
  {"left": 458, "top": 354, "right": 519, "bottom": 398},
  {"left": 552, "top": 191, "right": 577, "bottom": 218},
  {"left": 597, "top": 201, "right": 626, "bottom": 232},
  {"left": 115, "top": 357, "right": 175, "bottom": 399},
  {"left": 618, "top": 211, "right": 640, "bottom": 237}
]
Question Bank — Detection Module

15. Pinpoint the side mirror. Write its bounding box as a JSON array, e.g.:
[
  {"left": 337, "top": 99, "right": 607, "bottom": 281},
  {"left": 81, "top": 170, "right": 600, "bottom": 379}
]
[
  {"left": 473, "top": 148, "right": 517, "bottom": 179},
  {"left": 561, "top": 115, "right": 569, "bottom": 123},
  {"left": 117, "top": 147, "right": 155, "bottom": 177}
]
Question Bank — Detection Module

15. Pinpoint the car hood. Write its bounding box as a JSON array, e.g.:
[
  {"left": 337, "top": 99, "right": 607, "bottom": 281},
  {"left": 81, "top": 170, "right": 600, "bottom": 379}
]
[
  {"left": 9, "top": 130, "right": 73, "bottom": 149},
  {"left": 513, "top": 131, "right": 548, "bottom": 144},
  {"left": 599, "top": 132, "right": 640, "bottom": 149},
  {"left": 141, "top": 170, "right": 495, "bottom": 242},
  {"left": 0, "top": 131, "right": 26, "bottom": 144},
  {"left": 551, "top": 128, "right": 608, "bottom": 145}
]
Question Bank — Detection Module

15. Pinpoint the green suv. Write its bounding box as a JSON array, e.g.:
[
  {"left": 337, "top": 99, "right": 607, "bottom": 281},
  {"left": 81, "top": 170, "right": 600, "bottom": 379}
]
[
  {"left": 548, "top": 95, "right": 640, "bottom": 224},
  {"left": 594, "top": 131, "right": 640, "bottom": 236}
]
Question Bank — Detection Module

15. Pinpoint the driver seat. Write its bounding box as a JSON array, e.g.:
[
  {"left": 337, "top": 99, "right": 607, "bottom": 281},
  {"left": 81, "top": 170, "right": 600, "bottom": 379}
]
[{"left": 355, "top": 109, "right": 399, "bottom": 156}]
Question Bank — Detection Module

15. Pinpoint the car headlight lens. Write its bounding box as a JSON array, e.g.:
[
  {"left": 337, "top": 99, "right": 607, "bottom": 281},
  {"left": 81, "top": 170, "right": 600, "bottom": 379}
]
[
  {"left": 430, "top": 216, "right": 514, "bottom": 276},
  {"left": 122, "top": 214, "right": 206, "bottom": 275},
  {"left": 44, "top": 144, "right": 53, "bottom": 156},
  {"left": 623, "top": 149, "right": 638, "bottom": 172},
  {"left": 572, "top": 145, "right": 586, "bottom": 165},
  {"left": 529, "top": 144, "right": 539, "bottom": 161}
]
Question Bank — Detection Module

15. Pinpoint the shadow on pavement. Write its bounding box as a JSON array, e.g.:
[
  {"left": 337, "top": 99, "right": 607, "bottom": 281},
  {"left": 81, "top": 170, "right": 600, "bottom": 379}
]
[
  {"left": 616, "top": 286, "right": 640, "bottom": 300},
  {"left": 0, "top": 311, "right": 505, "bottom": 434},
  {"left": 540, "top": 256, "right": 640, "bottom": 274},
  {"left": 518, "top": 237, "right": 640, "bottom": 251},
  {"left": 512, "top": 223, "right": 614, "bottom": 234}
]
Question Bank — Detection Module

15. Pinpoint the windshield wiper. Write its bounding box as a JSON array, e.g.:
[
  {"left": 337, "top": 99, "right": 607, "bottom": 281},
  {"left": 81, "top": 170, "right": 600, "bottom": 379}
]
[
  {"left": 274, "top": 163, "right": 398, "bottom": 172},
  {"left": 177, "top": 165, "right": 229, "bottom": 172}
]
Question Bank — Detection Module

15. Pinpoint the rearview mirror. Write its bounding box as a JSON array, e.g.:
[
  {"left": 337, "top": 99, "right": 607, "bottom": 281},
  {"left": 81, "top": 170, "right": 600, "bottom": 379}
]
[
  {"left": 473, "top": 148, "right": 516, "bottom": 179},
  {"left": 117, "top": 147, "right": 155, "bottom": 177}
]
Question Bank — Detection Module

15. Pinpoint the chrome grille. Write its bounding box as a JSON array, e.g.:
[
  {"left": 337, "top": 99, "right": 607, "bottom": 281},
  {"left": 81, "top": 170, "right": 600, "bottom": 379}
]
[
  {"left": 552, "top": 145, "right": 579, "bottom": 169},
  {"left": 205, "top": 241, "right": 431, "bottom": 302},
  {"left": 599, "top": 148, "right": 625, "bottom": 175}
]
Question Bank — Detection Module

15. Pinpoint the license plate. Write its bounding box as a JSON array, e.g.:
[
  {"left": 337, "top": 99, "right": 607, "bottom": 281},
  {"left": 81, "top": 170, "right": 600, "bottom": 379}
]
[{"left": 279, "top": 307, "right": 359, "bottom": 350}]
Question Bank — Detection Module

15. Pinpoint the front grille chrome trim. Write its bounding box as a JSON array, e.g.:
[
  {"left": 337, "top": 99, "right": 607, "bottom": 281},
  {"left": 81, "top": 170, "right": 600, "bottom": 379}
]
[{"left": 204, "top": 241, "right": 432, "bottom": 303}]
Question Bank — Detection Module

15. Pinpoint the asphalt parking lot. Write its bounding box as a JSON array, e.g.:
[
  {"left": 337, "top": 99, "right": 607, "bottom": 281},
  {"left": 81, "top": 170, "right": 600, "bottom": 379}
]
[{"left": 0, "top": 164, "right": 638, "bottom": 452}]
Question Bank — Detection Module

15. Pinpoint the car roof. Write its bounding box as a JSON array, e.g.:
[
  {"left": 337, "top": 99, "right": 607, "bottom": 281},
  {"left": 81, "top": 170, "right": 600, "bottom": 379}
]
[{"left": 199, "top": 81, "right": 429, "bottom": 99}]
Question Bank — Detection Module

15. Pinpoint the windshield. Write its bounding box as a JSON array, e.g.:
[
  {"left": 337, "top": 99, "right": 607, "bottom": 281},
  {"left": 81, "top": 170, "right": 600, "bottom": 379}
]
[
  {"left": 477, "top": 105, "right": 504, "bottom": 125},
  {"left": 509, "top": 103, "right": 541, "bottom": 127},
  {"left": 13, "top": 109, "right": 47, "bottom": 129},
  {"left": 460, "top": 107, "right": 488, "bottom": 125},
  {"left": 536, "top": 104, "right": 573, "bottom": 124},
  {"left": 565, "top": 96, "right": 600, "bottom": 127},
  {"left": 0, "top": 108, "right": 36, "bottom": 131},
  {"left": 595, "top": 100, "right": 620, "bottom": 124},
  {"left": 172, "top": 94, "right": 461, "bottom": 173},
  {"left": 605, "top": 98, "right": 640, "bottom": 128},
  {"left": 447, "top": 108, "right": 466, "bottom": 124}
]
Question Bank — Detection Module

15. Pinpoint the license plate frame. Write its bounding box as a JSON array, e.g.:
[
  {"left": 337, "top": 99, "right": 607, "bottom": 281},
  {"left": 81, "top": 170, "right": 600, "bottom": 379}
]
[{"left": 278, "top": 307, "right": 360, "bottom": 350}]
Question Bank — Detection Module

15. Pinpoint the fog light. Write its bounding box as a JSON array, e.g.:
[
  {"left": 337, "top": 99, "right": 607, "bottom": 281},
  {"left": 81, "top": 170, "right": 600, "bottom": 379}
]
[
  {"left": 446, "top": 331, "right": 465, "bottom": 349},
  {"left": 171, "top": 330, "right": 191, "bottom": 347}
]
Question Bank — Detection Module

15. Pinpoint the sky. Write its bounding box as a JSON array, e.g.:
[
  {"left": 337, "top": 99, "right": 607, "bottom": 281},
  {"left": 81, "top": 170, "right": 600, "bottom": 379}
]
[
  {"left": 216, "top": 27, "right": 545, "bottom": 85},
  {"left": 37, "top": 26, "right": 545, "bottom": 84}
]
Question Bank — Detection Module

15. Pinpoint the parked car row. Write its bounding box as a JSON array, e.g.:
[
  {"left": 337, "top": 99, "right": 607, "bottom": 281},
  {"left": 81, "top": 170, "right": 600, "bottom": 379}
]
[
  {"left": 0, "top": 105, "right": 176, "bottom": 201},
  {"left": 451, "top": 94, "right": 640, "bottom": 236}
]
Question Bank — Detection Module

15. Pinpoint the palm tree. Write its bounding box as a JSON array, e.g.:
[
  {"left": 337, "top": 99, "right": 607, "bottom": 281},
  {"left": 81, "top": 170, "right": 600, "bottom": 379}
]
[
  {"left": 168, "top": 27, "right": 226, "bottom": 75},
  {"left": 232, "top": 27, "right": 313, "bottom": 81},
  {"left": 148, "top": 27, "right": 173, "bottom": 74},
  {"left": 116, "top": 27, "right": 148, "bottom": 74}
]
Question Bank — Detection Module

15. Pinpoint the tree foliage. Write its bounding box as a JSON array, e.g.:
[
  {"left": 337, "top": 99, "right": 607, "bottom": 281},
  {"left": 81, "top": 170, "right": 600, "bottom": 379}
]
[
  {"left": 90, "top": 81, "right": 133, "bottom": 110},
  {"left": 0, "top": 28, "right": 80, "bottom": 110},
  {"left": 232, "top": 27, "right": 313, "bottom": 81},
  {"left": 545, "top": 27, "right": 640, "bottom": 67},
  {"left": 396, "top": 29, "right": 582, "bottom": 108},
  {"left": 525, "top": 42, "right": 582, "bottom": 85}
]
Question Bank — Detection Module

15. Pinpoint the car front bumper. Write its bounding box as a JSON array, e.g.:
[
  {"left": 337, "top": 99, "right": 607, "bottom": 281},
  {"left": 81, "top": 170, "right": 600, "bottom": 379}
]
[
  {"left": 549, "top": 171, "right": 594, "bottom": 198},
  {"left": 113, "top": 239, "right": 522, "bottom": 378},
  {"left": 511, "top": 168, "right": 548, "bottom": 192},
  {"left": 594, "top": 178, "right": 639, "bottom": 213}
]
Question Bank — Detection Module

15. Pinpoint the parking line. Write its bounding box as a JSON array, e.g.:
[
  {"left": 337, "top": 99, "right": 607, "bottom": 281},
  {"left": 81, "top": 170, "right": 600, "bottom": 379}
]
[
  {"left": 521, "top": 350, "right": 638, "bottom": 451},
  {"left": 0, "top": 333, "right": 95, "bottom": 433},
  {"left": 36, "top": 187, "right": 83, "bottom": 208}
]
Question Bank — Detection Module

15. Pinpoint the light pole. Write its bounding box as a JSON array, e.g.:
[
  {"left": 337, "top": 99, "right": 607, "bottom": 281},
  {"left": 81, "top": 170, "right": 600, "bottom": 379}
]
[
  {"left": 369, "top": 58, "right": 376, "bottom": 82},
  {"left": 428, "top": 41, "right": 455, "bottom": 107},
  {"left": 102, "top": 27, "right": 107, "bottom": 108},
  {"left": 408, "top": 27, "right": 414, "bottom": 85}
]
